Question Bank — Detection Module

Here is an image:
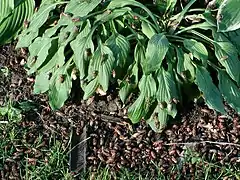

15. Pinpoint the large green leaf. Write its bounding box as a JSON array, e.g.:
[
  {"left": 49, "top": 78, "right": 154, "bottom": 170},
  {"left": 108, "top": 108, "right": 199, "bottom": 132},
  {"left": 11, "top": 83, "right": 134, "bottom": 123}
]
[
  {"left": 176, "top": 48, "right": 196, "bottom": 81},
  {"left": 128, "top": 74, "right": 157, "bottom": 123},
  {"left": 214, "top": 40, "right": 240, "bottom": 85},
  {"left": 195, "top": 66, "right": 225, "bottom": 114},
  {"left": 142, "top": 33, "right": 169, "bottom": 74},
  {"left": 156, "top": 67, "right": 178, "bottom": 118},
  {"left": 17, "top": 1, "right": 66, "bottom": 48},
  {"left": 65, "top": 0, "right": 101, "bottom": 17},
  {"left": 106, "top": 33, "right": 130, "bottom": 70},
  {"left": 27, "top": 37, "right": 53, "bottom": 74},
  {"left": 217, "top": 0, "right": 240, "bottom": 32},
  {"left": 128, "top": 94, "right": 147, "bottom": 124},
  {"left": 49, "top": 61, "right": 72, "bottom": 110},
  {"left": 70, "top": 21, "right": 94, "bottom": 80},
  {"left": 119, "top": 80, "right": 134, "bottom": 103},
  {"left": 0, "top": 0, "right": 34, "bottom": 45},
  {"left": 218, "top": 70, "right": 240, "bottom": 113},
  {"left": 98, "top": 45, "right": 115, "bottom": 92},
  {"left": 141, "top": 21, "right": 156, "bottom": 39},
  {"left": 183, "top": 39, "right": 208, "bottom": 65},
  {"left": 107, "top": 0, "right": 159, "bottom": 31},
  {"left": 139, "top": 74, "right": 156, "bottom": 98},
  {"left": 227, "top": 29, "right": 240, "bottom": 53},
  {"left": 83, "top": 77, "right": 99, "bottom": 100}
]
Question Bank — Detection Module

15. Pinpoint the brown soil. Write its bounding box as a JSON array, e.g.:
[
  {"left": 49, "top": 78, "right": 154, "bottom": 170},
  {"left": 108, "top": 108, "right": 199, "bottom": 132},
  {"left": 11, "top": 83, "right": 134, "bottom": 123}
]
[{"left": 0, "top": 44, "right": 239, "bottom": 179}]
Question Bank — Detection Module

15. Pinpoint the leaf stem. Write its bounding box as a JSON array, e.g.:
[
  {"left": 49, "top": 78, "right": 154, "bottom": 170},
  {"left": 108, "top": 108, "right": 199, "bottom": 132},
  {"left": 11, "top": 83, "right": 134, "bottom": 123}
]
[{"left": 190, "top": 30, "right": 215, "bottom": 44}]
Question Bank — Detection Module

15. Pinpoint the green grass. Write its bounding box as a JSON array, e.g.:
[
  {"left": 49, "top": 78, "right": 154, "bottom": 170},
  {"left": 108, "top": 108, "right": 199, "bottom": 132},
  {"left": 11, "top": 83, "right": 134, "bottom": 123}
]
[{"left": 0, "top": 101, "right": 74, "bottom": 180}]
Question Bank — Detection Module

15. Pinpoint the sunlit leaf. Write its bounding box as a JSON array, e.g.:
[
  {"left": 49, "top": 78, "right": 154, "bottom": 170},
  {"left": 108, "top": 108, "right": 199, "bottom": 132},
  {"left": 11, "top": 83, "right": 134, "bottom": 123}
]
[{"left": 217, "top": 0, "right": 240, "bottom": 32}]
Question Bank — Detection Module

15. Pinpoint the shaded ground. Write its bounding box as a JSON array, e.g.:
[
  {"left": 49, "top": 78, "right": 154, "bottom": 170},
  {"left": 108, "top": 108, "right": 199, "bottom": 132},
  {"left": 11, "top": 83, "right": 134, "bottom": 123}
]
[{"left": 0, "top": 44, "right": 240, "bottom": 179}]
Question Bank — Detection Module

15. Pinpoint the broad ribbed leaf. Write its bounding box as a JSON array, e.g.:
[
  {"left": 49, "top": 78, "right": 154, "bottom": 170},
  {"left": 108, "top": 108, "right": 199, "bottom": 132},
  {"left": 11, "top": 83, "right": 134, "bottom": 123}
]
[
  {"left": 49, "top": 62, "right": 72, "bottom": 110},
  {"left": 227, "top": 29, "right": 240, "bottom": 53},
  {"left": 139, "top": 74, "right": 156, "bottom": 98},
  {"left": 176, "top": 48, "right": 195, "bottom": 80},
  {"left": 83, "top": 78, "right": 99, "bottom": 100},
  {"left": 17, "top": 1, "right": 65, "bottom": 48},
  {"left": 98, "top": 45, "right": 115, "bottom": 92},
  {"left": 195, "top": 66, "right": 225, "bottom": 114},
  {"left": 156, "top": 68, "right": 178, "bottom": 117},
  {"left": 87, "top": 46, "right": 102, "bottom": 81},
  {"left": 217, "top": 0, "right": 240, "bottom": 32},
  {"left": 218, "top": 70, "right": 240, "bottom": 113},
  {"left": 0, "top": 0, "right": 34, "bottom": 45},
  {"left": 34, "top": 72, "right": 50, "bottom": 94},
  {"left": 65, "top": 0, "right": 101, "bottom": 17},
  {"left": 27, "top": 37, "right": 52, "bottom": 74},
  {"left": 71, "top": 21, "right": 94, "bottom": 80},
  {"left": 128, "top": 94, "right": 147, "bottom": 124},
  {"left": 214, "top": 41, "right": 240, "bottom": 85},
  {"left": 119, "top": 80, "right": 134, "bottom": 103},
  {"left": 156, "top": 68, "right": 178, "bottom": 102},
  {"left": 183, "top": 39, "right": 208, "bottom": 65},
  {"left": 106, "top": 33, "right": 130, "bottom": 69},
  {"left": 142, "top": 34, "right": 169, "bottom": 74}
]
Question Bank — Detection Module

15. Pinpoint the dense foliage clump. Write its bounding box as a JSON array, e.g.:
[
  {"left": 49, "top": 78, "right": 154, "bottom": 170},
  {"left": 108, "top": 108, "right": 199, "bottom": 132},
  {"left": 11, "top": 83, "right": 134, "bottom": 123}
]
[{"left": 17, "top": 0, "right": 240, "bottom": 132}]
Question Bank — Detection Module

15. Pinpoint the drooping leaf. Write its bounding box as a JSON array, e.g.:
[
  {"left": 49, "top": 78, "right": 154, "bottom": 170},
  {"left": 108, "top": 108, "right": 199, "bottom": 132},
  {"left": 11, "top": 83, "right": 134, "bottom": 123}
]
[
  {"left": 156, "top": 67, "right": 178, "bottom": 118},
  {"left": 176, "top": 48, "right": 196, "bottom": 81},
  {"left": 98, "top": 45, "right": 115, "bottom": 92},
  {"left": 218, "top": 70, "right": 240, "bottom": 113},
  {"left": 147, "top": 105, "right": 168, "bottom": 133},
  {"left": 214, "top": 40, "right": 240, "bottom": 85},
  {"left": 183, "top": 39, "right": 208, "bottom": 65},
  {"left": 227, "top": 29, "right": 240, "bottom": 53},
  {"left": 217, "top": 0, "right": 240, "bottom": 32},
  {"left": 195, "top": 65, "right": 225, "bottom": 114},
  {"left": 156, "top": 67, "right": 178, "bottom": 103},
  {"left": 87, "top": 46, "right": 102, "bottom": 81},
  {"left": 142, "top": 33, "right": 169, "bottom": 74},
  {"left": 139, "top": 74, "right": 156, "bottom": 98},
  {"left": 27, "top": 37, "right": 53, "bottom": 74},
  {"left": 0, "top": 0, "right": 34, "bottom": 45},
  {"left": 43, "top": 15, "right": 71, "bottom": 38},
  {"left": 34, "top": 72, "right": 50, "bottom": 94},
  {"left": 141, "top": 21, "right": 156, "bottom": 39},
  {"left": 70, "top": 21, "right": 94, "bottom": 80},
  {"left": 49, "top": 62, "right": 72, "bottom": 110},
  {"left": 106, "top": 33, "right": 130, "bottom": 70},
  {"left": 107, "top": 0, "right": 159, "bottom": 31},
  {"left": 17, "top": 1, "right": 64, "bottom": 48},
  {"left": 65, "top": 0, "right": 101, "bottom": 17},
  {"left": 83, "top": 77, "right": 99, "bottom": 100},
  {"left": 128, "top": 73, "right": 157, "bottom": 123},
  {"left": 119, "top": 80, "right": 134, "bottom": 103},
  {"left": 128, "top": 94, "right": 147, "bottom": 124}
]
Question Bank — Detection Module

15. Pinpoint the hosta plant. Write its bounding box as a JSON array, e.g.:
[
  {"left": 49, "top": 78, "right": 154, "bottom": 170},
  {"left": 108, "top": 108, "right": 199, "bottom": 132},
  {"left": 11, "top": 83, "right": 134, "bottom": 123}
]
[
  {"left": 17, "top": 0, "right": 240, "bottom": 132},
  {"left": 0, "top": 0, "right": 34, "bottom": 45}
]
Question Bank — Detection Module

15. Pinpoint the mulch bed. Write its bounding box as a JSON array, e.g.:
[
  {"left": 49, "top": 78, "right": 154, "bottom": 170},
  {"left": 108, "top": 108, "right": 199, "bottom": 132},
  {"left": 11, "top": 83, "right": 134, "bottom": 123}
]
[{"left": 0, "top": 44, "right": 239, "bottom": 179}]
